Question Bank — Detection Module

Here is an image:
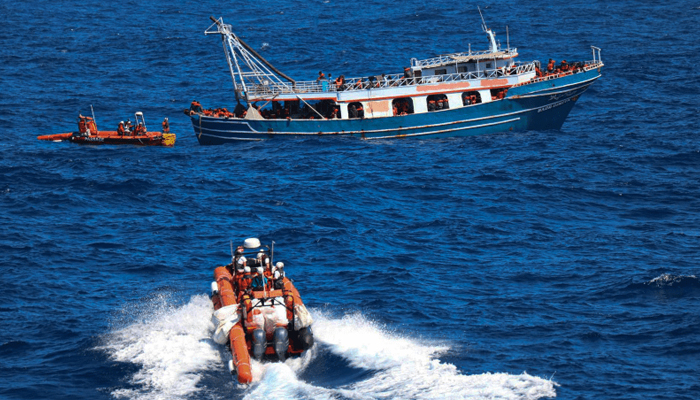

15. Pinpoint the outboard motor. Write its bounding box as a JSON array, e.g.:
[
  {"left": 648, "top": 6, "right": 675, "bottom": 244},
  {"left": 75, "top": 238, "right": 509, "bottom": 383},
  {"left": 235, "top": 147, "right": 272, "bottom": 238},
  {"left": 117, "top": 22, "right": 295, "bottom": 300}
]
[
  {"left": 252, "top": 329, "right": 267, "bottom": 360},
  {"left": 297, "top": 326, "right": 314, "bottom": 350},
  {"left": 273, "top": 327, "right": 289, "bottom": 361}
]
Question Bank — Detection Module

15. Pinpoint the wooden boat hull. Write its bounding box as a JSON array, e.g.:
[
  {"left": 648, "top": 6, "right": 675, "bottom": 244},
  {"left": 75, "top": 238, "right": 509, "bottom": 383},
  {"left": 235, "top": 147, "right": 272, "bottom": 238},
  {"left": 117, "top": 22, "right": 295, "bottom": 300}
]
[{"left": 190, "top": 68, "right": 601, "bottom": 144}]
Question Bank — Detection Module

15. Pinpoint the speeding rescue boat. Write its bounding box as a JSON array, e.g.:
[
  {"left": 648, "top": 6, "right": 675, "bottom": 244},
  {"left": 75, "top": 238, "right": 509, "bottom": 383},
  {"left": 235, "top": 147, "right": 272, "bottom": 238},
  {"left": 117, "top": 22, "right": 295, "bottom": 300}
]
[
  {"left": 210, "top": 238, "right": 314, "bottom": 384},
  {"left": 37, "top": 112, "right": 176, "bottom": 146}
]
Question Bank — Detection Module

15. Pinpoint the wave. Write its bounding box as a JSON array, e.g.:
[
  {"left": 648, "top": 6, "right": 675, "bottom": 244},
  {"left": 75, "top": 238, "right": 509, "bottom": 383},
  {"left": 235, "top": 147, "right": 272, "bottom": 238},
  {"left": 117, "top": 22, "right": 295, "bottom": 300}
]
[
  {"left": 99, "top": 296, "right": 557, "bottom": 400},
  {"left": 97, "top": 293, "right": 220, "bottom": 400},
  {"left": 644, "top": 273, "right": 699, "bottom": 288}
]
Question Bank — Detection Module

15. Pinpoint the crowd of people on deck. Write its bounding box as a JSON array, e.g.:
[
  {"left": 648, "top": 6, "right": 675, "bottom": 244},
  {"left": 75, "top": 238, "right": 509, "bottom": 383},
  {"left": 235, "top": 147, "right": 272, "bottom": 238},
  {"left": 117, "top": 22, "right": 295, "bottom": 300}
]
[
  {"left": 535, "top": 59, "right": 588, "bottom": 79},
  {"left": 188, "top": 100, "right": 341, "bottom": 120}
]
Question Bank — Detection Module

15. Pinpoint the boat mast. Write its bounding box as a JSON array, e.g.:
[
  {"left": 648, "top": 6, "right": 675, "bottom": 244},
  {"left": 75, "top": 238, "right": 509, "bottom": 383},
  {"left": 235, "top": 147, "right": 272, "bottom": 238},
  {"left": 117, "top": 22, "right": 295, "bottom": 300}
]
[
  {"left": 206, "top": 17, "right": 296, "bottom": 103},
  {"left": 478, "top": 6, "right": 498, "bottom": 53}
]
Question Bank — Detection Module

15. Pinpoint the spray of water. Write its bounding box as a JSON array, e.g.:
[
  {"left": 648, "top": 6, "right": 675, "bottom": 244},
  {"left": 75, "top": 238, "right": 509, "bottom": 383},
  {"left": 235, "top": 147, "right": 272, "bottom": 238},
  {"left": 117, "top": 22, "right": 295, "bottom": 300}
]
[
  {"left": 99, "top": 294, "right": 220, "bottom": 400},
  {"left": 100, "top": 295, "right": 557, "bottom": 400}
]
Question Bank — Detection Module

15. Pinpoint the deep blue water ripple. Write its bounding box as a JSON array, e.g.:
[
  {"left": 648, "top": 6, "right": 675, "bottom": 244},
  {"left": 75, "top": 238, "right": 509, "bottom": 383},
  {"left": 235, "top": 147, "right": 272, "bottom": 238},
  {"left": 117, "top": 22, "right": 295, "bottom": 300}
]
[{"left": 2, "top": 1, "right": 700, "bottom": 400}]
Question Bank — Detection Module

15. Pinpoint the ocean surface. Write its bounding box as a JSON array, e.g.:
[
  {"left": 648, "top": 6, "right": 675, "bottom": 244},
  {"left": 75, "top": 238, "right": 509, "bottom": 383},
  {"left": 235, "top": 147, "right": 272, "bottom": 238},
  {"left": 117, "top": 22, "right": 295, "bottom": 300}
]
[{"left": 1, "top": 1, "right": 699, "bottom": 399}]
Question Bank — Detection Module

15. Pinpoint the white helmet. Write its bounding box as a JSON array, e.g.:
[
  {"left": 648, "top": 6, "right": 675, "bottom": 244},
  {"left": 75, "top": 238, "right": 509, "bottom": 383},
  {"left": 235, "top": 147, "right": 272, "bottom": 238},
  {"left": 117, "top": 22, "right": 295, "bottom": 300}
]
[
  {"left": 256, "top": 266, "right": 264, "bottom": 275},
  {"left": 275, "top": 262, "right": 284, "bottom": 269},
  {"left": 237, "top": 256, "right": 247, "bottom": 266},
  {"left": 244, "top": 266, "right": 251, "bottom": 274}
]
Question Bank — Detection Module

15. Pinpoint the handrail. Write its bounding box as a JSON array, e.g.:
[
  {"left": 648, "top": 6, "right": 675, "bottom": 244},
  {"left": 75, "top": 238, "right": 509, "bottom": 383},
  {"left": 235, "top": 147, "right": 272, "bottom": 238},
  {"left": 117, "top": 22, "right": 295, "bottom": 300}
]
[
  {"left": 411, "top": 47, "right": 518, "bottom": 68},
  {"left": 510, "top": 60, "right": 604, "bottom": 88},
  {"left": 244, "top": 62, "right": 537, "bottom": 97}
]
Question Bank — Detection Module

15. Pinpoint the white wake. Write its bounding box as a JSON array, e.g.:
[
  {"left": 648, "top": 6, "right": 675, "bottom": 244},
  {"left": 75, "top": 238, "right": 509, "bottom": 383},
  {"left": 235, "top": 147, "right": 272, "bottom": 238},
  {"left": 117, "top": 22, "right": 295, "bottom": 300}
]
[
  {"left": 100, "top": 295, "right": 557, "bottom": 400},
  {"left": 99, "top": 293, "right": 221, "bottom": 400}
]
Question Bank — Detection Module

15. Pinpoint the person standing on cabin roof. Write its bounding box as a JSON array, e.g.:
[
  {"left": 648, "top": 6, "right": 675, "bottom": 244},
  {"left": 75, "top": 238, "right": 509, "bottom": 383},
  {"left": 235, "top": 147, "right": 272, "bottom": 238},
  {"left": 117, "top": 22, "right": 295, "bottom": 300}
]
[
  {"left": 162, "top": 118, "right": 170, "bottom": 133},
  {"left": 316, "top": 71, "right": 325, "bottom": 82}
]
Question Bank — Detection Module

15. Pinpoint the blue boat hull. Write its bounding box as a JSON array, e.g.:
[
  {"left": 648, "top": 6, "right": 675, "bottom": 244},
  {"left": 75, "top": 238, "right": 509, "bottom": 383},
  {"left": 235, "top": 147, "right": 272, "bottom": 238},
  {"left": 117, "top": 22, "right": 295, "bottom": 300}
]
[{"left": 190, "top": 69, "right": 601, "bottom": 144}]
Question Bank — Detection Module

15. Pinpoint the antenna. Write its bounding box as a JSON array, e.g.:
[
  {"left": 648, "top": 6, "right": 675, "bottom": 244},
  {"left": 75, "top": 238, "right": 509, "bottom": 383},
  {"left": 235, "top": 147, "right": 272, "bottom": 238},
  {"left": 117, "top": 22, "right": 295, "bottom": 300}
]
[
  {"left": 90, "top": 105, "right": 98, "bottom": 131},
  {"left": 230, "top": 240, "right": 234, "bottom": 263},
  {"left": 271, "top": 241, "right": 275, "bottom": 266},
  {"left": 478, "top": 6, "right": 487, "bottom": 32},
  {"left": 506, "top": 25, "right": 510, "bottom": 50}
]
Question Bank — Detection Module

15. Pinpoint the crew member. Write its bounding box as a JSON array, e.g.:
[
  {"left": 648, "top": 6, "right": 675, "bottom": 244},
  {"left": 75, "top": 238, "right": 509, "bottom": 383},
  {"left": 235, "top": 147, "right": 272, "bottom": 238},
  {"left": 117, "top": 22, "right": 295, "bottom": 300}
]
[
  {"left": 162, "top": 117, "right": 170, "bottom": 133},
  {"left": 117, "top": 121, "right": 125, "bottom": 136},
  {"left": 78, "top": 115, "right": 87, "bottom": 134}
]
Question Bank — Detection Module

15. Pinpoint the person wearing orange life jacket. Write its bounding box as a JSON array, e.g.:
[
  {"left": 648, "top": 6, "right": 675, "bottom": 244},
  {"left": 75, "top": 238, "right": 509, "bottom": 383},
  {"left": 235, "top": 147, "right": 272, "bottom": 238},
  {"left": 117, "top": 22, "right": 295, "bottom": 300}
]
[
  {"left": 535, "top": 65, "right": 543, "bottom": 78},
  {"left": 88, "top": 119, "right": 97, "bottom": 135},
  {"left": 78, "top": 116, "right": 87, "bottom": 134},
  {"left": 355, "top": 103, "right": 364, "bottom": 118},
  {"left": 560, "top": 60, "right": 568, "bottom": 72},
  {"left": 117, "top": 121, "right": 125, "bottom": 136},
  {"left": 162, "top": 118, "right": 170, "bottom": 133}
]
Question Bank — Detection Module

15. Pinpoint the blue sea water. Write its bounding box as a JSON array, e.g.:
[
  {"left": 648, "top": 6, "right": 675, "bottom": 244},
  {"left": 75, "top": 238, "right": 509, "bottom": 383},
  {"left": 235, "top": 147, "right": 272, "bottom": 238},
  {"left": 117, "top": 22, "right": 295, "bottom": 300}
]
[{"left": 1, "top": 1, "right": 700, "bottom": 399}]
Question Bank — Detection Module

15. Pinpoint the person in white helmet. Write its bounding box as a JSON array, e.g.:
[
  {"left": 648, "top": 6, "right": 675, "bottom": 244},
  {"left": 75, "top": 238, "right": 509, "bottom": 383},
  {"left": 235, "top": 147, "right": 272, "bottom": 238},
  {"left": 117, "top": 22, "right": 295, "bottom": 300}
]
[
  {"left": 162, "top": 117, "right": 170, "bottom": 133},
  {"left": 272, "top": 262, "right": 285, "bottom": 289}
]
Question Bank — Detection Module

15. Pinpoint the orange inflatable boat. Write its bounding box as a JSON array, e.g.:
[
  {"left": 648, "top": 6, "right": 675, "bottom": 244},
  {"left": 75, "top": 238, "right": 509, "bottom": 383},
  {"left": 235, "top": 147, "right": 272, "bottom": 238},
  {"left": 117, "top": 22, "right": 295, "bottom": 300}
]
[
  {"left": 37, "top": 112, "right": 176, "bottom": 147},
  {"left": 210, "top": 238, "right": 314, "bottom": 384}
]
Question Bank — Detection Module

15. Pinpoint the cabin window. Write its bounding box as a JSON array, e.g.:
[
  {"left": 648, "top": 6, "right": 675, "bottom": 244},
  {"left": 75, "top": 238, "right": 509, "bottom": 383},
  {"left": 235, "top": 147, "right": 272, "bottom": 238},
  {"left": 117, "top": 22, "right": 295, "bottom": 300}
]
[
  {"left": 292, "top": 99, "right": 340, "bottom": 120},
  {"left": 458, "top": 66, "right": 468, "bottom": 73},
  {"left": 348, "top": 102, "right": 364, "bottom": 119},
  {"left": 427, "top": 94, "right": 449, "bottom": 112},
  {"left": 490, "top": 88, "right": 507, "bottom": 101},
  {"left": 462, "top": 91, "right": 482, "bottom": 106},
  {"left": 435, "top": 69, "right": 447, "bottom": 75},
  {"left": 485, "top": 62, "right": 492, "bottom": 69},
  {"left": 392, "top": 98, "right": 414, "bottom": 116}
]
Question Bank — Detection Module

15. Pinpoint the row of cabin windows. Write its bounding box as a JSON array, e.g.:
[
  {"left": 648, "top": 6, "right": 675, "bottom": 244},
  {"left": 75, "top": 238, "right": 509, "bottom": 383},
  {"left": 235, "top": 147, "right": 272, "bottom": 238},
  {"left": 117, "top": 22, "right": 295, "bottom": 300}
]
[
  {"left": 343, "top": 89, "right": 504, "bottom": 119},
  {"left": 434, "top": 63, "right": 494, "bottom": 75}
]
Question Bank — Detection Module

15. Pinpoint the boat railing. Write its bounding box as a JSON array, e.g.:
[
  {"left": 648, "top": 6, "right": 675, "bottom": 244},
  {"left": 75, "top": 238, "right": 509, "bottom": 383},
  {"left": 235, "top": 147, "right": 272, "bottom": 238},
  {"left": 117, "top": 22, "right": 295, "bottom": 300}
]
[
  {"left": 411, "top": 47, "right": 518, "bottom": 69},
  {"left": 244, "top": 61, "right": 537, "bottom": 97},
  {"left": 511, "top": 59, "right": 604, "bottom": 88}
]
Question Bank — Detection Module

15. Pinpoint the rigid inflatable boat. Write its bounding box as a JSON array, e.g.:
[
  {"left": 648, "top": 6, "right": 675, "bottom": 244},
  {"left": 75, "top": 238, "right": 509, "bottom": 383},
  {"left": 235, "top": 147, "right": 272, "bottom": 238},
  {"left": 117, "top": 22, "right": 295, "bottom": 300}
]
[
  {"left": 38, "top": 112, "right": 176, "bottom": 146},
  {"left": 210, "top": 238, "right": 314, "bottom": 384}
]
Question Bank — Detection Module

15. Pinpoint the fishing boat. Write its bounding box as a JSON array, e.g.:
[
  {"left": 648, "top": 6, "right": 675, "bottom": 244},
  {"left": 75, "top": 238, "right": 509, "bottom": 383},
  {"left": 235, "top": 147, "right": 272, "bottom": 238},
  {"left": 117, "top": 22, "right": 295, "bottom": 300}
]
[
  {"left": 210, "top": 238, "right": 314, "bottom": 384},
  {"left": 38, "top": 112, "right": 176, "bottom": 146},
  {"left": 187, "top": 13, "right": 603, "bottom": 144}
]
